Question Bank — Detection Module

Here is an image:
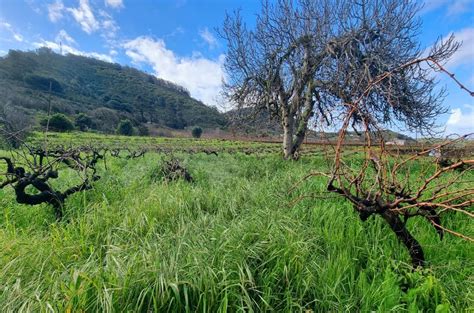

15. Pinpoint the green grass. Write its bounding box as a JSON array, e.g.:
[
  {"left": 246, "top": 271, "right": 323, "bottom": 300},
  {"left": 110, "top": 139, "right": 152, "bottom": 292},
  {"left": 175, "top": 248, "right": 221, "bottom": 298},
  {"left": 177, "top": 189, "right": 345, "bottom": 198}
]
[
  {"left": 27, "top": 131, "right": 281, "bottom": 151},
  {"left": 0, "top": 143, "right": 473, "bottom": 312}
]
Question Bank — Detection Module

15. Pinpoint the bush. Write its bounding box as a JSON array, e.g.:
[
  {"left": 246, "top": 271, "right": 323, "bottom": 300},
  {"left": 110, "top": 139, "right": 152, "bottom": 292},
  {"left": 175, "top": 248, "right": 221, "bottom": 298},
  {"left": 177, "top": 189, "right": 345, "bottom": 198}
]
[
  {"left": 40, "top": 113, "right": 74, "bottom": 132},
  {"left": 24, "top": 74, "right": 63, "bottom": 93},
  {"left": 192, "top": 126, "right": 203, "bottom": 138},
  {"left": 90, "top": 108, "right": 120, "bottom": 133},
  {"left": 107, "top": 99, "right": 133, "bottom": 113},
  {"left": 116, "top": 119, "right": 134, "bottom": 136},
  {"left": 75, "top": 113, "right": 93, "bottom": 131},
  {"left": 138, "top": 124, "right": 149, "bottom": 136}
]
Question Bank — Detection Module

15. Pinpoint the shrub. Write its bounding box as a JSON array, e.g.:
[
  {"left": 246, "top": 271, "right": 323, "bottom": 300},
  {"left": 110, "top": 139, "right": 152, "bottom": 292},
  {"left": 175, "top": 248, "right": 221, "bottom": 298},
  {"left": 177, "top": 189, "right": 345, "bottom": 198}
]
[
  {"left": 90, "top": 108, "right": 120, "bottom": 133},
  {"left": 138, "top": 124, "right": 149, "bottom": 136},
  {"left": 116, "top": 119, "right": 134, "bottom": 136},
  {"left": 107, "top": 99, "right": 133, "bottom": 113},
  {"left": 75, "top": 113, "right": 93, "bottom": 131},
  {"left": 192, "top": 126, "right": 203, "bottom": 138},
  {"left": 41, "top": 113, "right": 74, "bottom": 132},
  {"left": 24, "top": 74, "right": 63, "bottom": 93}
]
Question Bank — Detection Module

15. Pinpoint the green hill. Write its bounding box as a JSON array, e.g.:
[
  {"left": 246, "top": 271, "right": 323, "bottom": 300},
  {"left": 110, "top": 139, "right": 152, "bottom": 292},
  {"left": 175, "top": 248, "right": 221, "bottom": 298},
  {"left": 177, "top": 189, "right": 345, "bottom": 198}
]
[
  {"left": 0, "top": 48, "right": 227, "bottom": 133},
  {"left": 0, "top": 48, "right": 417, "bottom": 141}
]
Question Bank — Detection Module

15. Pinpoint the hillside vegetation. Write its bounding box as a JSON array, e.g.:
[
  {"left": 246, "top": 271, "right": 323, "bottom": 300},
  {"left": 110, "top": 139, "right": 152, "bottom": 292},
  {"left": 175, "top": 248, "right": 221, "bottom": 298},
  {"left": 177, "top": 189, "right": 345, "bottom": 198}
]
[
  {"left": 0, "top": 48, "right": 226, "bottom": 133},
  {"left": 0, "top": 48, "right": 419, "bottom": 142}
]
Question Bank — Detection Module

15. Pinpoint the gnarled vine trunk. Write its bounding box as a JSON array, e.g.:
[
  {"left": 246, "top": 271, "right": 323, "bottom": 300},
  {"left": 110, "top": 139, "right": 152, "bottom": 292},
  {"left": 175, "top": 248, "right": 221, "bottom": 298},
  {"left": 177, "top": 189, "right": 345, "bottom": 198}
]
[{"left": 381, "top": 210, "right": 425, "bottom": 268}]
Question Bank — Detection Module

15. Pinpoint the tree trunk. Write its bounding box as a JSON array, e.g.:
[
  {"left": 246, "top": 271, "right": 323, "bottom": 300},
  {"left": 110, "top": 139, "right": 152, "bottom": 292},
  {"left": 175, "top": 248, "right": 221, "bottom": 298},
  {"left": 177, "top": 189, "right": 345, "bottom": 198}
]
[
  {"left": 381, "top": 210, "right": 425, "bottom": 268},
  {"left": 284, "top": 84, "right": 315, "bottom": 159},
  {"left": 282, "top": 112, "right": 295, "bottom": 160},
  {"left": 291, "top": 131, "right": 305, "bottom": 158},
  {"left": 291, "top": 104, "right": 314, "bottom": 158}
]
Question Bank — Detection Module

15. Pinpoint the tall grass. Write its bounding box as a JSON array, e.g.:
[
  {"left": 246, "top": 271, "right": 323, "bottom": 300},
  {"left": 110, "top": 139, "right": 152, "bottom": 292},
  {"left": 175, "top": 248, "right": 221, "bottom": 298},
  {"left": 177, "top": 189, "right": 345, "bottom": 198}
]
[{"left": 0, "top": 152, "right": 472, "bottom": 312}]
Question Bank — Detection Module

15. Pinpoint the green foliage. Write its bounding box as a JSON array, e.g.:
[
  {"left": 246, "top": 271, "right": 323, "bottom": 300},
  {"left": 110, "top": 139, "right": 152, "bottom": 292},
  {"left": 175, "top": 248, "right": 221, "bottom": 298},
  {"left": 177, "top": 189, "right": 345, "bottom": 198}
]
[
  {"left": 191, "top": 126, "right": 203, "bottom": 138},
  {"left": 116, "top": 119, "right": 134, "bottom": 136},
  {"left": 90, "top": 107, "right": 120, "bottom": 133},
  {"left": 41, "top": 113, "right": 74, "bottom": 132},
  {"left": 0, "top": 49, "right": 227, "bottom": 133},
  {"left": 1, "top": 49, "right": 38, "bottom": 80},
  {"left": 24, "top": 74, "right": 63, "bottom": 93},
  {"left": 137, "top": 124, "right": 149, "bottom": 136},
  {"left": 107, "top": 99, "right": 133, "bottom": 113},
  {"left": 0, "top": 136, "right": 472, "bottom": 311},
  {"left": 401, "top": 271, "right": 450, "bottom": 312},
  {"left": 75, "top": 113, "right": 93, "bottom": 131}
]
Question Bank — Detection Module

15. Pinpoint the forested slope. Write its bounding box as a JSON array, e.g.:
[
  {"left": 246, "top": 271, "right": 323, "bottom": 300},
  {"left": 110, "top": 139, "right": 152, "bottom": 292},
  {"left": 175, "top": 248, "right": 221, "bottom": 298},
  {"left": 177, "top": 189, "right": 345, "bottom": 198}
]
[{"left": 0, "top": 48, "right": 226, "bottom": 133}]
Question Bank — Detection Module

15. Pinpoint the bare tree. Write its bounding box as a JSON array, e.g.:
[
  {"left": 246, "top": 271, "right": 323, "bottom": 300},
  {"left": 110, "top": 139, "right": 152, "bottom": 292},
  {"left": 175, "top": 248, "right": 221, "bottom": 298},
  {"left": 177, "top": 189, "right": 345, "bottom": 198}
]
[
  {"left": 221, "top": 0, "right": 457, "bottom": 159},
  {"left": 295, "top": 48, "right": 474, "bottom": 268},
  {"left": 222, "top": 0, "right": 331, "bottom": 159}
]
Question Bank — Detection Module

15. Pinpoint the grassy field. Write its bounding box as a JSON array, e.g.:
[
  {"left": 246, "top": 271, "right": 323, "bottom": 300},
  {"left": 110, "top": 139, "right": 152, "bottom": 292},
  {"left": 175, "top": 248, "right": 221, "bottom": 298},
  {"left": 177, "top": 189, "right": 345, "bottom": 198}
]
[
  {"left": 0, "top": 134, "right": 473, "bottom": 312},
  {"left": 27, "top": 131, "right": 282, "bottom": 151}
]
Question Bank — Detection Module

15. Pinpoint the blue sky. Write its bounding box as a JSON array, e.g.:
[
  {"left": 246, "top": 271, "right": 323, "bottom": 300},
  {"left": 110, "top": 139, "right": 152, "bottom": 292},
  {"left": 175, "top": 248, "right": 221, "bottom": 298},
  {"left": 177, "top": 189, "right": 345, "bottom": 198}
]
[{"left": 0, "top": 0, "right": 473, "bottom": 135}]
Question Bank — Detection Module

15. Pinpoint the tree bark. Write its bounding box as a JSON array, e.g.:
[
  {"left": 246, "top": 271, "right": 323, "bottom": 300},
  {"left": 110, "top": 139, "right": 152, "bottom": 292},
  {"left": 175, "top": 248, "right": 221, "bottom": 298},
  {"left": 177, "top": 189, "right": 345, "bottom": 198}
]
[
  {"left": 282, "top": 111, "right": 295, "bottom": 160},
  {"left": 381, "top": 210, "right": 425, "bottom": 268},
  {"left": 291, "top": 90, "right": 315, "bottom": 158}
]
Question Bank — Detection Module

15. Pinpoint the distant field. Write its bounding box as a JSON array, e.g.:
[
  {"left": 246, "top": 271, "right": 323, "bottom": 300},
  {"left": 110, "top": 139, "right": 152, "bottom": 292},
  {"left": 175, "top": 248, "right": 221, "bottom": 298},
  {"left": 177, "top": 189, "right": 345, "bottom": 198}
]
[
  {"left": 0, "top": 134, "right": 473, "bottom": 311},
  {"left": 28, "top": 131, "right": 282, "bottom": 151},
  {"left": 25, "top": 131, "right": 451, "bottom": 157}
]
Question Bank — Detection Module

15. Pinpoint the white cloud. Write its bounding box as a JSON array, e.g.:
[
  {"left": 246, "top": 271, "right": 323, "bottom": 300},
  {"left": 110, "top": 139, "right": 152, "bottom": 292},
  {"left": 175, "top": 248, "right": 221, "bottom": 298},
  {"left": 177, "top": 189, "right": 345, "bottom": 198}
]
[
  {"left": 25, "top": 0, "right": 42, "bottom": 14},
  {"left": 422, "top": 0, "right": 474, "bottom": 15},
  {"left": 0, "top": 22, "right": 23, "bottom": 42},
  {"left": 13, "top": 34, "right": 24, "bottom": 42},
  {"left": 421, "top": 0, "right": 447, "bottom": 12},
  {"left": 98, "top": 10, "right": 119, "bottom": 39},
  {"left": 123, "top": 36, "right": 225, "bottom": 107},
  {"left": 199, "top": 27, "right": 217, "bottom": 49},
  {"left": 445, "top": 104, "right": 474, "bottom": 135},
  {"left": 64, "top": 2, "right": 119, "bottom": 41},
  {"left": 48, "top": 0, "right": 119, "bottom": 40},
  {"left": 55, "top": 29, "right": 76, "bottom": 45},
  {"left": 48, "top": 0, "right": 65, "bottom": 22},
  {"left": 33, "top": 40, "right": 114, "bottom": 63},
  {"left": 445, "top": 27, "right": 474, "bottom": 69},
  {"left": 67, "top": 0, "right": 99, "bottom": 34},
  {"left": 105, "top": 0, "right": 124, "bottom": 9},
  {"left": 446, "top": 0, "right": 474, "bottom": 15}
]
